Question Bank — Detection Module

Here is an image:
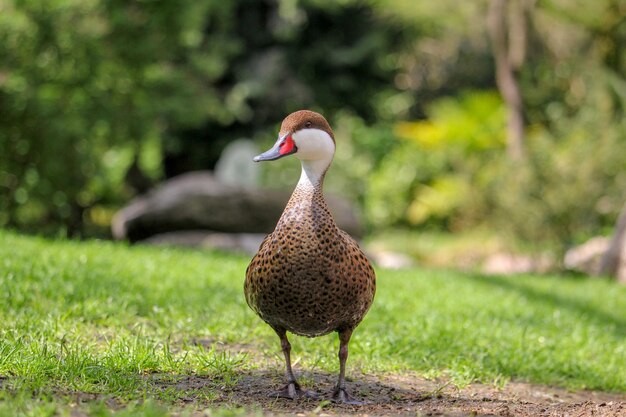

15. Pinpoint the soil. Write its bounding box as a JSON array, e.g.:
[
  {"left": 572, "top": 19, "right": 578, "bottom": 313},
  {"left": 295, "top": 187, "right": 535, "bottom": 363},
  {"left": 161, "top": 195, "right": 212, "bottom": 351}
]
[{"left": 154, "top": 369, "right": 626, "bottom": 417}]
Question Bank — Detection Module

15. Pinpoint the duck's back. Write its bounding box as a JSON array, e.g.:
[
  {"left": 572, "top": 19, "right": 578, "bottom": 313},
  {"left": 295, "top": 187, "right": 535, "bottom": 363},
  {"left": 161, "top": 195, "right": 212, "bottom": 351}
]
[{"left": 245, "top": 189, "right": 376, "bottom": 337}]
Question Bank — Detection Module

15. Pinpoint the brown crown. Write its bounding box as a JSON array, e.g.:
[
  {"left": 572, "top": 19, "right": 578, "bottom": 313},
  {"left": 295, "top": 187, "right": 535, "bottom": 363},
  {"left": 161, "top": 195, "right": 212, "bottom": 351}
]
[{"left": 279, "top": 110, "right": 335, "bottom": 143}]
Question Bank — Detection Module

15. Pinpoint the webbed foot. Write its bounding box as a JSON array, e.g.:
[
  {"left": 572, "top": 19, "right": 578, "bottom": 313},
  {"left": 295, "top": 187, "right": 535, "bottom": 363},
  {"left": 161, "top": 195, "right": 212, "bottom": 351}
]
[
  {"left": 269, "top": 381, "right": 318, "bottom": 400},
  {"left": 331, "top": 386, "right": 367, "bottom": 405}
]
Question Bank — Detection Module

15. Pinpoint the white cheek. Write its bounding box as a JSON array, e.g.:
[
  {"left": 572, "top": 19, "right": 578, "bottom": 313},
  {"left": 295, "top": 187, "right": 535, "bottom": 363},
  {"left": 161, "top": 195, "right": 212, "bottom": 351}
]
[{"left": 292, "top": 129, "right": 335, "bottom": 161}]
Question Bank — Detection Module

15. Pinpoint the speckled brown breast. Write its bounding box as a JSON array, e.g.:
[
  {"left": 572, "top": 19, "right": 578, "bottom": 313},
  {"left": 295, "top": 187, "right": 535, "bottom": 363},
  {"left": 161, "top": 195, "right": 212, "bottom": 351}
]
[{"left": 244, "top": 184, "right": 376, "bottom": 337}]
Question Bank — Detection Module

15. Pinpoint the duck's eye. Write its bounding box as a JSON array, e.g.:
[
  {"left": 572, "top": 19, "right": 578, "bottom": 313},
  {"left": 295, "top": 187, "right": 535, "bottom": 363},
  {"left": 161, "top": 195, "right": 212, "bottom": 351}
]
[{"left": 305, "top": 121, "right": 312, "bottom": 128}]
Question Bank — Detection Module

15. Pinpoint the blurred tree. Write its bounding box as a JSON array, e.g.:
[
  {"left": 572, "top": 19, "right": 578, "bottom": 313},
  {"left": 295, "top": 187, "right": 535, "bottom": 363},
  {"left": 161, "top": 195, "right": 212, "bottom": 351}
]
[
  {"left": 163, "top": 0, "right": 412, "bottom": 177},
  {"left": 599, "top": 202, "right": 626, "bottom": 282},
  {"left": 1, "top": 0, "right": 624, "bottom": 256},
  {"left": 498, "top": 0, "right": 626, "bottom": 254},
  {"left": 0, "top": 0, "right": 412, "bottom": 236},
  {"left": 368, "top": 0, "right": 626, "bottom": 258},
  {"left": 371, "top": 0, "right": 496, "bottom": 118},
  {"left": 487, "top": 0, "right": 526, "bottom": 159},
  {"left": 0, "top": 0, "right": 215, "bottom": 236}
]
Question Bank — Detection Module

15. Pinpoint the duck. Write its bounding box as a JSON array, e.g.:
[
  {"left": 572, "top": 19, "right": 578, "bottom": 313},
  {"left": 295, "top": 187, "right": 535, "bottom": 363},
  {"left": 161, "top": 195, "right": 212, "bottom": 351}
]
[{"left": 244, "top": 110, "right": 376, "bottom": 404}]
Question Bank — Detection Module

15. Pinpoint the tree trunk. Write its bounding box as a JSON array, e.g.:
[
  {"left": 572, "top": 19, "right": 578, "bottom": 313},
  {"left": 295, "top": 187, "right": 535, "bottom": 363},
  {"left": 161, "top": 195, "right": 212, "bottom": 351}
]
[
  {"left": 487, "top": 0, "right": 525, "bottom": 160},
  {"left": 599, "top": 201, "right": 626, "bottom": 283}
]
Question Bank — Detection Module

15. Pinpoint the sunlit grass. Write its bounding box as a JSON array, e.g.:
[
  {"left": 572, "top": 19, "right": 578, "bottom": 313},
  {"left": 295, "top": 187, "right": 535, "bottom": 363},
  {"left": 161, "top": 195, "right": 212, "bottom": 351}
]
[{"left": 1, "top": 230, "right": 625, "bottom": 415}]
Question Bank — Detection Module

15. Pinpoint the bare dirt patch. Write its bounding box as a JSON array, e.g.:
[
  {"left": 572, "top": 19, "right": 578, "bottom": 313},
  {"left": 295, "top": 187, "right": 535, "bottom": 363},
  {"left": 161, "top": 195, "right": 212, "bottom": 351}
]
[
  {"left": 143, "top": 340, "right": 626, "bottom": 415},
  {"left": 152, "top": 369, "right": 625, "bottom": 417}
]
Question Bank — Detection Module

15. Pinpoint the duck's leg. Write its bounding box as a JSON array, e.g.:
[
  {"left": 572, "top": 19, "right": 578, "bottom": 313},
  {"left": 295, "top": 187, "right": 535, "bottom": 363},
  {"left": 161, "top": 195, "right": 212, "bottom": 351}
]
[
  {"left": 331, "top": 328, "right": 366, "bottom": 405},
  {"left": 269, "top": 327, "right": 318, "bottom": 400}
]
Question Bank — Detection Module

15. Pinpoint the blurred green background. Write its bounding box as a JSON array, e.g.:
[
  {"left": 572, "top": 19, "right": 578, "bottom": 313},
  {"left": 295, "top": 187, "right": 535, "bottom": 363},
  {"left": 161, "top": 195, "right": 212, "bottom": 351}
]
[{"left": 1, "top": 0, "right": 624, "bottom": 267}]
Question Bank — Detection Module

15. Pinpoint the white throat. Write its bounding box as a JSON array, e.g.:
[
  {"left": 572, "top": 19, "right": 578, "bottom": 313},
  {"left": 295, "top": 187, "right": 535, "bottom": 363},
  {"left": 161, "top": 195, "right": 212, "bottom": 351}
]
[
  {"left": 292, "top": 128, "right": 335, "bottom": 190},
  {"left": 298, "top": 159, "right": 330, "bottom": 189}
]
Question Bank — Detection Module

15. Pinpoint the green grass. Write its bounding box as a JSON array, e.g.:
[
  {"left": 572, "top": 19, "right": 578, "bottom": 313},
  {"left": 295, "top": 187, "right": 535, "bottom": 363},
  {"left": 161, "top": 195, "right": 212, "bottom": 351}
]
[{"left": 1, "top": 230, "right": 625, "bottom": 415}]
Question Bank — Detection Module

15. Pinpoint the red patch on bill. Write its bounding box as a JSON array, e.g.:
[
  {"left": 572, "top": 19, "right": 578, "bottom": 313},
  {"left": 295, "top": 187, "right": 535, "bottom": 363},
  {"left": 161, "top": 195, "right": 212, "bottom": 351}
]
[{"left": 279, "top": 135, "right": 295, "bottom": 155}]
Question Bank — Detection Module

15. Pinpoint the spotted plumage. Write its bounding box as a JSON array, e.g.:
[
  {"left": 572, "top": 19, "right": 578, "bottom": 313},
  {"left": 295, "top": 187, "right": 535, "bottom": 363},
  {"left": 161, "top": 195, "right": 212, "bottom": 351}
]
[
  {"left": 245, "top": 181, "right": 375, "bottom": 337},
  {"left": 244, "top": 110, "right": 376, "bottom": 404}
]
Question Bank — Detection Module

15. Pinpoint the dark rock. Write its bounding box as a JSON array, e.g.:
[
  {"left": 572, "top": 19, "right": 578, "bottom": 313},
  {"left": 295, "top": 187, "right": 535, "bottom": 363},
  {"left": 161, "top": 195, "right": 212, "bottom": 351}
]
[{"left": 112, "top": 171, "right": 362, "bottom": 242}]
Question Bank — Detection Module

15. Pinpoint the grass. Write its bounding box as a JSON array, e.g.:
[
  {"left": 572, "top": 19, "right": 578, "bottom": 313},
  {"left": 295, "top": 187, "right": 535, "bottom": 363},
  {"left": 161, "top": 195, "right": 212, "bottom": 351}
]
[{"left": 1, "top": 230, "right": 625, "bottom": 415}]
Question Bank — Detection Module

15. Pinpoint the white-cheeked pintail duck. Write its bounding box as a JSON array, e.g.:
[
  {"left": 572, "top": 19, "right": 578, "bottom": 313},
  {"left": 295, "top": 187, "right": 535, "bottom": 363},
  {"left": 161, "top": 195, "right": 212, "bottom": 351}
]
[{"left": 244, "top": 110, "right": 376, "bottom": 404}]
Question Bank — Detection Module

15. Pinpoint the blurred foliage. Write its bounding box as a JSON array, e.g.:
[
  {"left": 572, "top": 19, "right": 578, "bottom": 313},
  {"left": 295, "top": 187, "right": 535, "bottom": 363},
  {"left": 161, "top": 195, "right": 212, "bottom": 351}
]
[
  {"left": 366, "top": 91, "right": 505, "bottom": 229},
  {"left": 0, "top": 0, "right": 215, "bottom": 235},
  {"left": 0, "top": 0, "right": 625, "bottom": 259},
  {"left": 162, "top": 0, "right": 414, "bottom": 176},
  {"left": 364, "top": 73, "right": 625, "bottom": 252},
  {"left": 395, "top": 92, "right": 506, "bottom": 151},
  {"left": 0, "top": 0, "right": 413, "bottom": 236},
  {"left": 361, "top": 0, "right": 626, "bottom": 255},
  {"left": 485, "top": 70, "right": 626, "bottom": 252}
]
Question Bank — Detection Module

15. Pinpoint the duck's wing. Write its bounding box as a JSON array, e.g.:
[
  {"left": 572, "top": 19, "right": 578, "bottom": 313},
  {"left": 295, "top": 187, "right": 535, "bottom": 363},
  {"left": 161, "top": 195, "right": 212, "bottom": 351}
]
[
  {"left": 244, "top": 232, "right": 274, "bottom": 309},
  {"left": 246, "top": 232, "right": 273, "bottom": 277},
  {"left": 337, "top": 228, "right": 376, "bottom": 282}
]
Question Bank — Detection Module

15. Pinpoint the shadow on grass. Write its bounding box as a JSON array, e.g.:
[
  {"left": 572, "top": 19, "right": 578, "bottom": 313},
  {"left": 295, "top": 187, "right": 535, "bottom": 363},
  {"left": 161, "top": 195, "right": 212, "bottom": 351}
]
[{"left": 465, "top": 273, "right": 626, "bottom": 336}]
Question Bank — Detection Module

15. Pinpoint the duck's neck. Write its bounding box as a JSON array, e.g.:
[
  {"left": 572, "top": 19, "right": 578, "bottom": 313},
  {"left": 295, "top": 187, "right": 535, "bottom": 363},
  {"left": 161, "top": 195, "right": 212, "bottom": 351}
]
[
  {"left": 277, "top": 159, "right": 334, "bottom": 229},
  {"left": 296, "top": 159, "right": 329, "bottom": 193}
]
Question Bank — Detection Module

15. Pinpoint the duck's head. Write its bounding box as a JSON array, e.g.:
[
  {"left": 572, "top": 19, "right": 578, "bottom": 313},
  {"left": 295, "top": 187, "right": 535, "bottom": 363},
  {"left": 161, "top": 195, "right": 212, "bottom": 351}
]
[{"left": 253, "top": 110, "right": 335, "bottom": 163}]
